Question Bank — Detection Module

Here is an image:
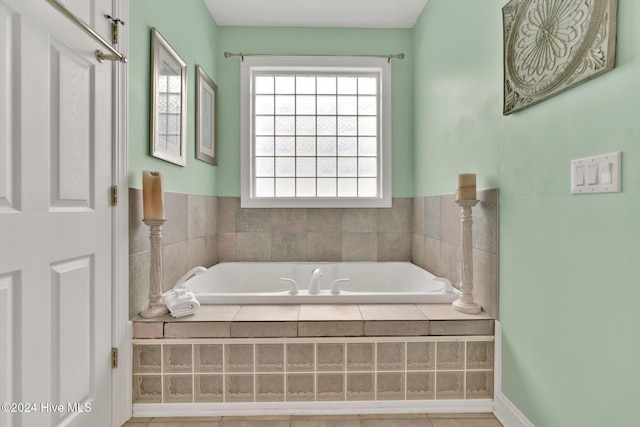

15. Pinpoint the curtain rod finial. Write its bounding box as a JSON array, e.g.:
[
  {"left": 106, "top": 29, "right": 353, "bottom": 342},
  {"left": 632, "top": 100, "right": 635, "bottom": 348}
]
[{"left": 224, "top": 51, "right": 233, "bottom": 58}]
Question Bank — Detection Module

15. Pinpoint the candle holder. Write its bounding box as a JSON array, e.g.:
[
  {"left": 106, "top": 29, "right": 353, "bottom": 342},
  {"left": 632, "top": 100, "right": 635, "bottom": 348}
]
[
  {"left": 452, "top": 199, "right": 482, "bottom": 314},
  {"left": 140, "top": 218, "right": 169, "bottom": 318}
]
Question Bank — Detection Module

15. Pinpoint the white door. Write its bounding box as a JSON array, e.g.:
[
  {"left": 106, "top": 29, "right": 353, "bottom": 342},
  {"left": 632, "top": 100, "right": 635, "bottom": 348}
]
[{"left": 0, "top": 0, "right": 114, "bottom": 426}]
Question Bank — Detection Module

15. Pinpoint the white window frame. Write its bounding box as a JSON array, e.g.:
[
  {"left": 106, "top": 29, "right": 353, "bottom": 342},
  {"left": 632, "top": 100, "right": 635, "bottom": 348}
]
[{"left": 241, "top": 56, "right": 392, "bottom": 208}]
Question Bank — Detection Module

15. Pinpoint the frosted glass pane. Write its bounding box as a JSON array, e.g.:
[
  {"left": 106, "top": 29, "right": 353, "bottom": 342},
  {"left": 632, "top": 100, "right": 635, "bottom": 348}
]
[
  {"left": 317, "top": 158, "right": 336, "bottom": 177},
  {"left": 255, "top": 116, "right": 274, "bottom": 135},
  {"left": 168, "top": 75, "right": 181, "bottom": 92},
  {"left": 358, "top": 158, "right": 377, "bottom": 177},
  {"left": 168, "top": 94, "right": 181, "bottom": 114},
  {"left": 358, "top": 178, "right": 378, "bottom": 197},
  {"left": 276, "top": 157, "right": 295, "bottom": 177},
  {"left": 317, "top": 96, "right": 336, "bottom": 114},
  {"left": 358, "top": 96, "right": 377, "bottom": 115},
  {"left": 337, "top": 77, "right": 357, "bottom": 94},
  {"left": 158, "top": 95, "right": 167, "bottom": 113},
  {"left": 255, "top": 95, "right": 274, "bottom": 114},
  {"left": 317, "top": 116, "right": 336, "bottom": 136},
  {"left": 296, "top": 96, "right": 316, "bottom": 114},
  {"left": 337, "top": 117, "right": 357, "bottom": 135},
  {"left": 317, "top": 137, "right": 336, "bottom": 156},
  {"left": 296, "top": 158, "right": 316, "bottom": 177},
  {"left": 296, "top": 116, "right": 316, "bottom": 135},
  {"left": 255, "top": 157, "right": 274, "bottom": 177},
  {"left": 275, "top": 116, "right": 295, "bottom": 135},
  {"left": 317, "top": 76, "right": 336, "bottom": 94},
  {"left": 297, "top": 179, "right": 316, "bottom": 197},
  {"left": 167, "top": 114, "right": 179, "bottom": 135},
  {"left": 256, "top": 76, "right": 274, "bottom": 94},
  {"left": 338, "top": 158, "right": 357, "bottom": 177},
  {"left": 358, "top": 117, "right": 377, "bottom": 136},
  {"left": 275, "top": 95, "right": 295, "bottom": 114},
  {"left": 159, "top": 75, "right": 167, "bottom": 91},
  {"left": 296, "top": 137, "right": 315, "bottom": 156},
  {"left": 256, "top": 178, "right": 274, "bottom": 197},
  {"left": 337, "top": 96, "right": 357, "bottom": 115},
  {"left": 296, "top": 76, "right": 315, "bottom": 94},
  {"left": 358, "top": 137, "right": 377, "bottom": 156},
  {"left": 358, "top": 77, "right": 377, "bottom": 95},
  {"left": 275, "top": 178, "right": 295, "bottom": 197},
  {"left": 158, "top": 115, "right": 166, "bottom": 135},
  {"left": 338, "top": 137, "right": 357, "bottom": 156},
  {"left": 255, "top": 137, "right": 274, "bottom": 156},
  {"left": 275, "top": 137, "right": 295, "bottom": 155},
  {"left": 275, "top": 76, "right": 295, "bottom": 94},
  {"left": 318, "top": 178, "right": 337, "bottom": 197},
  {"left": 338, "top": 178, "right": 357, "bottom": 197}
]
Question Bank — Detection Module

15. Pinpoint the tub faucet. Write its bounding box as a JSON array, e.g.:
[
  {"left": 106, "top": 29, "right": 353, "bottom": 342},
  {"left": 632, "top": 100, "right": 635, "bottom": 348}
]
[{"left": 308, "top": 268, "right": 322, "bottom": 295}]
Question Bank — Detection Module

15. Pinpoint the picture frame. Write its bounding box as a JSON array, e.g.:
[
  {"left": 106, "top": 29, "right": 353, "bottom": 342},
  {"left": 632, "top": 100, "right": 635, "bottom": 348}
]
[
  {"left": 196, "top": 65, "right": 218, "bottom": 165},
  {"left": 502, "top": 0, "right": 617, "bottom": 115},
  {"left": 150, "top": 27, "right": 187, "bottom": 166}
]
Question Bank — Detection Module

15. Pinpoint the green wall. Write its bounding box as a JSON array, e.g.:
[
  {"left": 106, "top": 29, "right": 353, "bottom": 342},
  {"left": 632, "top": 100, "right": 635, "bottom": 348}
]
[
  {"left": 215, "top": 26, "right": 415, "bottom": 197},
  {"left": 129, "top": 0, "right": 219, "bottom": 195},
  {"left": 414, "top": 1, "right": 640, "bottom": 426}
]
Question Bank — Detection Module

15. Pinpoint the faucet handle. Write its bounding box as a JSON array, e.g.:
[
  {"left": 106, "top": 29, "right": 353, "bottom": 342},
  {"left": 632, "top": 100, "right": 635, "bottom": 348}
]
[
  {"left": 280, "top": 278, "right": 299, "bottom": 295},
  {"left": 330, "top": 278, "right": 350, "bottom": 295}
]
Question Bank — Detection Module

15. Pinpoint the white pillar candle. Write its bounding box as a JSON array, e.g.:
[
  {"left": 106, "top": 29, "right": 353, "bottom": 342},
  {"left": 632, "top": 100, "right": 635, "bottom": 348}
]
[
  {"left": 456, "top": 173, "right": 477, "bottom": 201},
  {"left": 142, "top": 171, "right": 165, "bottom": 219}
]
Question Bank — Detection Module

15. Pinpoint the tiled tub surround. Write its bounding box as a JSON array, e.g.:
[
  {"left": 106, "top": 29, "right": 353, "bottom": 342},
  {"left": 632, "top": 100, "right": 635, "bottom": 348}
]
[
  {"left": 129, "top": 189, "right": 219, "bottom": 319},
  {"left": 132, "top": 337, "right": 494, "bottom": 405},
  {"left": 412, "top": 190, "right": 498, "bottom": 318},
  {"left": 129, "top": 190, "right": 497, "bottom": 318}
]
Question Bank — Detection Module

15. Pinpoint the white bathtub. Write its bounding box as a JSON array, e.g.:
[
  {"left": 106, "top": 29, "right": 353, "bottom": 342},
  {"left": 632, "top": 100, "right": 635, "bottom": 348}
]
[{"left": 182, "top": 262, "right": 460, "bottom": 304}]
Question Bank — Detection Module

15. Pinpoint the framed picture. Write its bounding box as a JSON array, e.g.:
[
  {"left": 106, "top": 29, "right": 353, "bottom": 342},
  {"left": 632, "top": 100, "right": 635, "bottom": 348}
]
[
  {"left": 502, "top": 0, "right": 617, "bottom": 115},
  {"left": 196, "top": 65, "right": 218, "bottom": 165},
  {"left": 150, "top": 27, "right": 187, "bottom": 166}
]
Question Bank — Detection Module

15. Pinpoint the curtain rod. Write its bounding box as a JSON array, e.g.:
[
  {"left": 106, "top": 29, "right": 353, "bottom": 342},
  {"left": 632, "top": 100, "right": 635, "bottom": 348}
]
[{"left": 223, "top": 51, "right": 404, "bottom": 63}]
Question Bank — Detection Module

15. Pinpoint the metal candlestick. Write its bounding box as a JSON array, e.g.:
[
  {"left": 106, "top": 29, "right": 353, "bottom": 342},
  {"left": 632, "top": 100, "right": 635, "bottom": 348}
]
[
  {"left": 452, "top": 199, "right": 482, "bottom": 314},
  {"left": 140, "top": 218, "right": 169, "bottom": 318}
]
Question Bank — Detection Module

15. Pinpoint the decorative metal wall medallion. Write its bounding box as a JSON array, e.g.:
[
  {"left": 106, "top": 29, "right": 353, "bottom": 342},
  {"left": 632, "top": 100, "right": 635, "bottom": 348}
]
[{"left": 502, "top": 0, "right": 617, "bottom": 115}]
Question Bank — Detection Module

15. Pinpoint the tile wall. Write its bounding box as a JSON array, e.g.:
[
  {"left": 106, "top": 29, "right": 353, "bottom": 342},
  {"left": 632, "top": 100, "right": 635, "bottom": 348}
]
[
  {"left": 129, "top": 189, "right": 219, "bottom": 319},
  {"left": 411, "top": 190, "right": 498, "bottom": 318},
  {"left": 129, "top": 190, "right": 498, "bottom": 319},
  {"left": 132, "top": 337, "right": 494, "bottom": 404}
]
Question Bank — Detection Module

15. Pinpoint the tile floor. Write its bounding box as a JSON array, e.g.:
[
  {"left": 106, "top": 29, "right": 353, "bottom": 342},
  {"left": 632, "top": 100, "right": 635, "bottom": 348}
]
[{"left": 123, "top": 413, "right": 503, "bottom": 426}]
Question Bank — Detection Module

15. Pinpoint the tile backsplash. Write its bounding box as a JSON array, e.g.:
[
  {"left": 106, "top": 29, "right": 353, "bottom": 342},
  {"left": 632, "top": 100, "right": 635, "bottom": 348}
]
[
  {"left": 129, "top": 190, "right": 498, "bottom": 319},
  {"left": 412, "top": 190, "right": 499, "bottom": 318}
]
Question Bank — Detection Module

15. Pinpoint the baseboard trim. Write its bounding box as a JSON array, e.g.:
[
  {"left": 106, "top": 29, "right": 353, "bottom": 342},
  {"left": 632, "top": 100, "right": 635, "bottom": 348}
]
[
  {"left": 133, "top": 400, "right": 494, "bottom": 418},
  {"left": 494, "top": 392, "right": 535, "bottom": 427}
]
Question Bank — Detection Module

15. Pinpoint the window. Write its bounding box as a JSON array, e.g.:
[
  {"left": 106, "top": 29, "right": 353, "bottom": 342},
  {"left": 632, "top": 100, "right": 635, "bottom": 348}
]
[{"left": 241, "top": 56, "right": 391, "bottom": 208}]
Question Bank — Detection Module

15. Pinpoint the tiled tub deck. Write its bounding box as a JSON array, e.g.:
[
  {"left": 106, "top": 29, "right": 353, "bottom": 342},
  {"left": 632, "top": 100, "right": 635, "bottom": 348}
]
[{"left": 132, "top": 304, "right": 494, "bottom": 408}]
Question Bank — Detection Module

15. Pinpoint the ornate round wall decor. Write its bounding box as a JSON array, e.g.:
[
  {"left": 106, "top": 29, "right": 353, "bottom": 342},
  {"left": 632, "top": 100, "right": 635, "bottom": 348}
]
[{"left": 502, "top": 0, "right": 617, "bottom": 115}]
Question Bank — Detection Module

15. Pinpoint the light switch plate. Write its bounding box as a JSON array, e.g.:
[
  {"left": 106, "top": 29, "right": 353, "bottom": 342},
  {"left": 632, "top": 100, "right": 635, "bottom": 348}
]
[{"left": 571, "top": 151, "right": 621, "bottom": 194}]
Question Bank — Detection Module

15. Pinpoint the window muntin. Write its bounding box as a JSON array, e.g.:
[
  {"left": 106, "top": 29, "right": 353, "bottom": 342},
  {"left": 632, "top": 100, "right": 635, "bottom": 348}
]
[{"left": 241, "top": 57, "right": 391, "bottom": 208}]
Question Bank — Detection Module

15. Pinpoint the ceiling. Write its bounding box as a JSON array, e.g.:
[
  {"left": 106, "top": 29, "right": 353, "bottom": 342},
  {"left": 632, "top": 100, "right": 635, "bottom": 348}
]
[{"left": 203, "top": 0, "right": 429, "bottom": 29}]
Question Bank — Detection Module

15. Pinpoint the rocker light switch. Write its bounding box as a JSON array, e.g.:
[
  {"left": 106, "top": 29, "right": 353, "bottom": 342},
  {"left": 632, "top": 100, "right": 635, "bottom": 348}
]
[
  {"left": 587, "top": 164, "right": 598, "bottom": 185},
  {"left": 601, "top": 162, "right": 612, "bottom": 184},
  {"left": 571, "top": 151, "right": 621, "bottom": 194}
]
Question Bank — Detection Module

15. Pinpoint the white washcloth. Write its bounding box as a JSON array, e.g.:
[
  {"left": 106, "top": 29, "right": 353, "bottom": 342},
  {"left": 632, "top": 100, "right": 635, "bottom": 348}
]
[{"left": 162, "top": 288, "right": 200, "bottom": 318}]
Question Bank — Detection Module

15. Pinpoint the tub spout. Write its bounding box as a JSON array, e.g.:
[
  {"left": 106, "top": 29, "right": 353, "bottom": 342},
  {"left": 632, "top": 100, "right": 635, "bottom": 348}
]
[
  {"left": 308, "top": 268, "right": 322, "bottom": 295},
  {"left": 280, "top": 278, "right": 299, "bottom": 295},
  {"left": 330, "top": 278, "right": 350, "bottom": 295}
]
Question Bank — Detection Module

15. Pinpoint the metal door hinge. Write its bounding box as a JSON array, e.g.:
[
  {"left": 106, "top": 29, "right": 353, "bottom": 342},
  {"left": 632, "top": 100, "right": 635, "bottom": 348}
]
[
  {"left": 111, "top": 185, "right": 118, "bottom": 206},
  {"left": 111, "top": 348, "right": 118, "bottom": 368},
  {"left": 104, "top": 14, "right": 125, "bottom": 44}
]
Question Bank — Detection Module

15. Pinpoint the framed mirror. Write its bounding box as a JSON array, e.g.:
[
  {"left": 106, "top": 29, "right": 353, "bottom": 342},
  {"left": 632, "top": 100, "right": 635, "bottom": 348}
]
[
  {"left": 196, "top": 65, "right": 218, "bottom": 165},
  {"left": 150, "top": 27, "right": 187, "bottom": 166}
]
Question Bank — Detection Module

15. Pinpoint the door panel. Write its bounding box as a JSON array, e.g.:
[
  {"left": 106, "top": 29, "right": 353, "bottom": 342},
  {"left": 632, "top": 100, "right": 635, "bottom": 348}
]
[{"left": 0, "top": 0, "right": 114, "bottom": 426}]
